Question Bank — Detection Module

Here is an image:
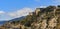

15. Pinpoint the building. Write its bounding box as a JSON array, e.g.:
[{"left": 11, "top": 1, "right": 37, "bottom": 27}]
[
  {"left": 35, "top": 8, "right": 40, "bottom": 15},
  {"left": 55, "top": 5, "right": 60, "bottom": 16}
]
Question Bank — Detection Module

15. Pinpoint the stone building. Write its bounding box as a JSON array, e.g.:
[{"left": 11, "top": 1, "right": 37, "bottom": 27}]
[
  {"left": 35, "top": 8, "right": 40, "bottom": 15},
  {"left": 55, "top": 5, "right": 60, "bottom": 16}
]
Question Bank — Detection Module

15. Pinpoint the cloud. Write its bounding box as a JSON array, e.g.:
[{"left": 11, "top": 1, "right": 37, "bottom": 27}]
[
  {"left": 35, "top": 6, "right": 47, "bottom": 8},
  {"left": 39, "top": 6, "right": 47, "bottom": 8},
  {"left": 0, "top": 11, "right": 5, "bottom": 14},
  {"left": 8, "top": 7, "right": 34, "bottom": 18},
  {"left": 8, "top": 13, "right": 17, "bottom": 17},
  {"left": 0, "top": 7, "right": 35, "bottom": 21}
]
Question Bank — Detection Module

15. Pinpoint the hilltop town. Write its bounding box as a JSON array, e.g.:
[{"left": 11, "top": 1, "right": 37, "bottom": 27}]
[{"left": 0, "top": 5, "right": 60, "bottom": 29}]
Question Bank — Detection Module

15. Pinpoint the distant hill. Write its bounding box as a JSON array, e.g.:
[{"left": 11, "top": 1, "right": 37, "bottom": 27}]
[
  {"left": 0, "top": 21, "right": 7, "bottom": 26},
  {"left": 0, "top": 16, "right": 25, "bottom": 26},
  {"left": 9, "top": 16, "right": 25, "bottom": 22}
]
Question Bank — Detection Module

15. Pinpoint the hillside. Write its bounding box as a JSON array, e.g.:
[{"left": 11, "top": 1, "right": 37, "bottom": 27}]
[{"left": 0, "top": 5, "right": 60, "bottom": 29}]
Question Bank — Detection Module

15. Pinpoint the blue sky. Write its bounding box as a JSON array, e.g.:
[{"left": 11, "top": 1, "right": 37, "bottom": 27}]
[{"left": 0, "top": 0, "right": 60, "bottom": 21}]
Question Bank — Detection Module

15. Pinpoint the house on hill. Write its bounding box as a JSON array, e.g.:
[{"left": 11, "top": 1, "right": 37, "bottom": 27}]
[
  {"left": 55, "top": 5, "right": 60, "bottom": 16},
  {"left": 35, "top": 8, "right": 45, "bottom": 15}
]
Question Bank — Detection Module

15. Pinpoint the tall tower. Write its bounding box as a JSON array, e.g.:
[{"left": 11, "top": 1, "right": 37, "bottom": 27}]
[
  {"left": 54, "top": 8, "right": 56, "bottom": 17},
  {"left": 35, "top": 8, "right": 40, "bottom": 15}
]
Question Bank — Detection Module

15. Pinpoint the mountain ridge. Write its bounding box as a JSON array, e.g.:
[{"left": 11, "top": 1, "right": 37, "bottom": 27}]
[{"left": 0, "top": 5, "right": 60, "bottom": 29}]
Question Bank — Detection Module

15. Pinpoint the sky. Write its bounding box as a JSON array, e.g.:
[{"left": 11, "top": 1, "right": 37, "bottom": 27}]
[{"left": 0, "top": 0, "right": 60, "bottom": 21}]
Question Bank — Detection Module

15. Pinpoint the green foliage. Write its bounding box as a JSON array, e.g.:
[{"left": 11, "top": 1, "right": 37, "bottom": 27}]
[{"left": 20, "top": 15, "right": 32, "bottom": 25}]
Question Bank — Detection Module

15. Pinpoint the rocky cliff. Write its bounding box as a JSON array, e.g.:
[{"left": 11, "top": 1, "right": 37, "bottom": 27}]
[{"left": 0, "top": 5, "right": 60, "bottom": 29}]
